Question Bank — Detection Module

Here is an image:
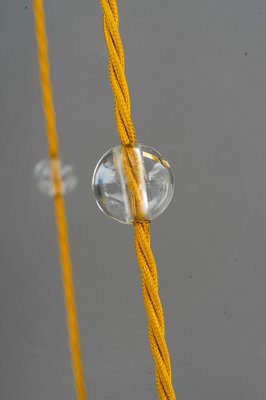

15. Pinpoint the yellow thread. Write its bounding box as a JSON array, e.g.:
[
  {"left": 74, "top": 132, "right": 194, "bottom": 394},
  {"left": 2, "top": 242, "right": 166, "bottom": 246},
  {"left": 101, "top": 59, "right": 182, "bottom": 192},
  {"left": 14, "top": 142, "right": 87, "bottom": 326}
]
[
  {"left": 33, "top": 0, "right": 175, "bottom": 397},
  {"left": 100, "top": 1, "right": 176, "bottom": 398},
  {"left": 33, "top": 1, "right": 87, "bottom": 399},
  {"left": 121, "top": 146, "right": 147, "bottom": 221}
]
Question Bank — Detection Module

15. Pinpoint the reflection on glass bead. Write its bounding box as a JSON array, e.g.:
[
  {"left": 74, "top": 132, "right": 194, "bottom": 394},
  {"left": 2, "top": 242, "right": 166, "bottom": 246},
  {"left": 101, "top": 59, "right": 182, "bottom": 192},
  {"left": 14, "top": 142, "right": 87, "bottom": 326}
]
[
  {"left": 34, "top": 158, "right": 78, "bottom": 196},
  {"left": 92, "top": 143, "right": 174, "bottom": 223}
]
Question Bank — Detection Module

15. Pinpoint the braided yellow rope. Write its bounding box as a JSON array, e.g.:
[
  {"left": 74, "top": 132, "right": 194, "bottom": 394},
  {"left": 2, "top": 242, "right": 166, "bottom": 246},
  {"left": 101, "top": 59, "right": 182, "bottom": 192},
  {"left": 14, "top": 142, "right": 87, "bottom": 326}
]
[
  {"left": 33, "top": 1, "right": 87, "bottom": 399},
  {"left": 100, "top": 1, "right": 176, "bottom": 398},
  {"left": 101, "top": 0, "right": 136, "bottom": 145}
]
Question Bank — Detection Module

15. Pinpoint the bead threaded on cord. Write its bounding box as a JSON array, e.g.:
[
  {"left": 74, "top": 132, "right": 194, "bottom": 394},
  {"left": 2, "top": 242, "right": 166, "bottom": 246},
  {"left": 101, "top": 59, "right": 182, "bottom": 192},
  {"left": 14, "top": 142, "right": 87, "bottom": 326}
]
[
  {"left": 34, "top": 158, "right": 78, "bottom": 196},
  {"left": 92, "top": 143, "right": 174, "bottom": 223}
]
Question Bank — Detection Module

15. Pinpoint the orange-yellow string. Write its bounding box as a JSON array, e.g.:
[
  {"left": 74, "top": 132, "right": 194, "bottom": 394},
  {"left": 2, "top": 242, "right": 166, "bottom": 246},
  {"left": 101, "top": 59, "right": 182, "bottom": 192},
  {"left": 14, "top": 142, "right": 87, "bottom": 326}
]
[
  {"left": 33, "top": 1, "right": 87, "bottom": 399},
  {"left": 100, "top": 1, "right": 176, "bottom": 398}
]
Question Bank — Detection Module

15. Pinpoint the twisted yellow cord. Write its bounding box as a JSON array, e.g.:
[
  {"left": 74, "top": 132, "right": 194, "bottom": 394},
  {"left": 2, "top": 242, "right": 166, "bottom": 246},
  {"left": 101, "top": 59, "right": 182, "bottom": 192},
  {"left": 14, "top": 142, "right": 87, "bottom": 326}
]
[
  {"left": 101, "top": 0, "right": 136, "bottom": 145},
  {"left": 33, "top": 0, "right": 175, "bottom": 397},
  {"left": 33, "top": 1, "right": 87, "bottom": 399},
  {"left": 100, "top": 1, "right": 176, "bottom": 398}
]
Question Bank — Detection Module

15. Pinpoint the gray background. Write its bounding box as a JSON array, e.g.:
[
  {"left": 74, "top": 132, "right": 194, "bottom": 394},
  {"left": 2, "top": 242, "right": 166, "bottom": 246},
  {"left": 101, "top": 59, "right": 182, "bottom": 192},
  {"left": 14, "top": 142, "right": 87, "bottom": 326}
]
[{"left": 1, "top": 0, "right": 266, "bottom": 399}]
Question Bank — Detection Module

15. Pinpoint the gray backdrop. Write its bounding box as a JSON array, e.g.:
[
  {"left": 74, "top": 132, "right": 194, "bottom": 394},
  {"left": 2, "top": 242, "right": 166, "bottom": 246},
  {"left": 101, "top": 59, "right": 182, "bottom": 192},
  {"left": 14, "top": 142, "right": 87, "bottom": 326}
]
[{"left": 1, "top": 0, "right": 266, "bottom": 399}]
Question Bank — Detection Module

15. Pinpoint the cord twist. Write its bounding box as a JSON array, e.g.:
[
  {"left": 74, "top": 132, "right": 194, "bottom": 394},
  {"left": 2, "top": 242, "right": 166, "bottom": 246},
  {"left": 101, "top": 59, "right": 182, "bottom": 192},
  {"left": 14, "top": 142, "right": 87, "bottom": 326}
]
[
  {"left": 100, "top": 0, "right": 136, "bottom": 145},
  {"left": 100, "top": 1, "right": 176, "bottom": 398}
]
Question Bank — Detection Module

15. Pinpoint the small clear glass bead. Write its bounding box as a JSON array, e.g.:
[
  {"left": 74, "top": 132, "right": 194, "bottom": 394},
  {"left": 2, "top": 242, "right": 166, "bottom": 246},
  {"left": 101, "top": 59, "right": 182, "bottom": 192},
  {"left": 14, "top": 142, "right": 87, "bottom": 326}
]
[
  {"left": 92, "top": 144, "right": 174, "bottom": 223},
  {"left": 34, "top": 158, "right": 78, "bottom": 196}
]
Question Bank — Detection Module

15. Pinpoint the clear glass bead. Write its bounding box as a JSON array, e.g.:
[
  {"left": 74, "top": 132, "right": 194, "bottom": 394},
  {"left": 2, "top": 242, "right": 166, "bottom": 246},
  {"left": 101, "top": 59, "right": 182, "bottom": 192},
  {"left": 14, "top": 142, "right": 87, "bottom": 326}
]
[
  {"left": 34, "top": 158, "right": 78, "bottom": 196},
  {"left": 92, "top": 144, "right": 174, "bottom": 223}
]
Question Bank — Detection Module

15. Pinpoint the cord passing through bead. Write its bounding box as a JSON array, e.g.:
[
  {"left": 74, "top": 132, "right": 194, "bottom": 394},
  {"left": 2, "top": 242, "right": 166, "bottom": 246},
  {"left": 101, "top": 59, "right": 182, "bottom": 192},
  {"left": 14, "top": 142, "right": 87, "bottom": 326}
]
[{"left": 92, "top": 143, "right": 174, "bottom": 224}]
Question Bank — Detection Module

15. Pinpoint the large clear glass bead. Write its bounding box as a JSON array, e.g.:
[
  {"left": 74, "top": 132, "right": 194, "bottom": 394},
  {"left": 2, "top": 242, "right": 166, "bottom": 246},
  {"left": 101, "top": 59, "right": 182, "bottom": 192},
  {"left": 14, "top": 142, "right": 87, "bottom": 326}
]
[
  {"left": 92, "top": 144, "right": 174, "bottom": 223},
  {"left": 34, "top": 158, "right": 78, "bottom": 196}
]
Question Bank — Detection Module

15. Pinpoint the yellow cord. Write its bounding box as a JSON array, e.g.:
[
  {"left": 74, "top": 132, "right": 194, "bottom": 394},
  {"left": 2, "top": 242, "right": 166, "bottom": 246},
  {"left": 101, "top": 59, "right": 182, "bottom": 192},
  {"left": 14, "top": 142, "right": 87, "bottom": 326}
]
[
  {"left": 33, "top": 0, "right": 175, "bottom": 397},
  {"left": 100, "top": 1, "right": 176, "bottom": 398},
  {"left": 33, "top": 1, "right": 87, "bottom": 399}
]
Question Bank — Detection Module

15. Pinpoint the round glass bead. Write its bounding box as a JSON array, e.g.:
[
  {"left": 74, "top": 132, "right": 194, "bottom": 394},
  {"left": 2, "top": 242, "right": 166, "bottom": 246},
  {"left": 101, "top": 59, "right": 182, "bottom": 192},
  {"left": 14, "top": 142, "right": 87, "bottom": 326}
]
[
  {"left": 34, "top": 158, "right": 78, "bottom": 196},
  {"left": 92, "top": 143, "right": 174, "bottom": 223}
]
